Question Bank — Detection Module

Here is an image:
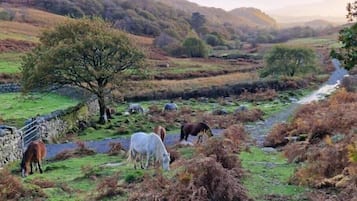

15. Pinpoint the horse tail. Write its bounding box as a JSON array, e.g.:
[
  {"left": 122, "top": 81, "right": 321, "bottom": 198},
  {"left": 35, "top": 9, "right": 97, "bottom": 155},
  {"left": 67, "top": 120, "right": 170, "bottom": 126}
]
[
  {"left": 160, "top": 127, "right": 166, "bottom": 142},
  {"left": 180, "top": 124, "right": 185, "bottom": 141}
]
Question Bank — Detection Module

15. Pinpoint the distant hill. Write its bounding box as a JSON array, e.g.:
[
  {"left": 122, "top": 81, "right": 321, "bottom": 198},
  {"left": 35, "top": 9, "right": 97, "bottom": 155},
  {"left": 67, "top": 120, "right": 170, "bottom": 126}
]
[
  {"left": 229, "top": 7, "right": 277, "bottom": 28},
  {"left": 157, "top": 0, "right": 278, "bottom": 28},
  {"left": 1, "top": 0, "right": 279, "bottom": 43},
  {"left": 268, "top": 0, "right": 349, "bottom": 24},
  {"left": 279, "top": 19, "right": 336, "bottom": 29}
]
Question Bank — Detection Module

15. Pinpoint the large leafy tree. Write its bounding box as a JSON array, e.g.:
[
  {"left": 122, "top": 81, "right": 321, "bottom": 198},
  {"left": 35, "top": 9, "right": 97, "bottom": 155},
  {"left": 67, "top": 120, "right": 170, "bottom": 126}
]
[
  {"left": 21, "top": 18, "right": 144, "bottom": 124},
  {"left": 260, "top": 46, "right": 316, "bottom": 78}
]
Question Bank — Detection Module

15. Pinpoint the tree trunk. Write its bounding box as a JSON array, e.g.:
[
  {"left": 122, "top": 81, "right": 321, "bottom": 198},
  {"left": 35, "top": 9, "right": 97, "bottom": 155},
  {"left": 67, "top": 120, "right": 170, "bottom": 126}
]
[{"left": 98, "top": 95, "right": 107, "bottom": 124}]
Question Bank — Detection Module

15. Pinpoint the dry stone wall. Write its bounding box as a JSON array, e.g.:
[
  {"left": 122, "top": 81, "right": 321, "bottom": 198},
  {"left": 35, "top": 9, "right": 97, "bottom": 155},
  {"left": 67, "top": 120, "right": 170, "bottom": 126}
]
[
  {"left": 0, "top": 126, "right": 22, "bottom": 167},
  {"left": 0, "top": 83, "right": 21, "bottom": 93},
  {"left": 39, "top": 98, "right": 99, "bottom": 143}
]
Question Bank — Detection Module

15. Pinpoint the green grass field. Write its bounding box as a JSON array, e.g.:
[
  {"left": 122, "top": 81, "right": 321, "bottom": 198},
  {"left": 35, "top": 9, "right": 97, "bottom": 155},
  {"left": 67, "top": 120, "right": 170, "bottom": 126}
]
[
  {"left": 6, "top": 149, "right": 181, "bottom": 200},
  {"left": 7, "top": 154, "right": 133, "bottom": 200},
  {"left": 240, "top": 147, "right": 307, "bottom": 201},
  {"left": 0, "top": 52, "right": 23, "bottom": 73},
  {"left": 76, "top": 89, "right": 309, "bottom": 141},
  {"left": 0, "top": 93, "right": 79, "bottom": 126},
  {"left": 284, "top": 37, "right": 341, "bottom": 48}
]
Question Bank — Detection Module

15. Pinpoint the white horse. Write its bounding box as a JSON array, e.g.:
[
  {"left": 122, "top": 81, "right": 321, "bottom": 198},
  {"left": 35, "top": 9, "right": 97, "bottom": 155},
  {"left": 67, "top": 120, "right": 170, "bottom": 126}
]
[{"left": 127, "top": 132, "right": 170, "bottom": 171}]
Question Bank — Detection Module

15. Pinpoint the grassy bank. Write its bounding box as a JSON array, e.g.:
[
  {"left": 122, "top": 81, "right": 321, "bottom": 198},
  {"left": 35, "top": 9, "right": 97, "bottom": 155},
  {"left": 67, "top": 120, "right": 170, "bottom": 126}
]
[
  {"left": 0, "top": 52, "right": 23, "bottom": 73},
  {"left": 240, "top": 147, "right": 308, "bottom": 201},
  {"left": 0, "top": 92, "right": 79, "bottom": 127}
]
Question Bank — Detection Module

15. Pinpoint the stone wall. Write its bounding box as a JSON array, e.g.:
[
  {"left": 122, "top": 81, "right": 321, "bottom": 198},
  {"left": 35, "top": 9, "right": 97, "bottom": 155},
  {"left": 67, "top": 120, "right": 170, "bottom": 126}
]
[
  {"left": 0, "top": 126, "right": 22, "bottom": 167},
  {"left": 0, "top": 83, "right": 21, "bottom": 93},
  {"left": 40, "top": 98, "right": 99, "bottom": 143}
]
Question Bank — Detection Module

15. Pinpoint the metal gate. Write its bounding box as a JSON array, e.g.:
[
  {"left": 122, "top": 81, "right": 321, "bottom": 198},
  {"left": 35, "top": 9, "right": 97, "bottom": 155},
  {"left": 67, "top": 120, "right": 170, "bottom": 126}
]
[{"left": 18, "top": 118, "right": 41, "bottom": 152}]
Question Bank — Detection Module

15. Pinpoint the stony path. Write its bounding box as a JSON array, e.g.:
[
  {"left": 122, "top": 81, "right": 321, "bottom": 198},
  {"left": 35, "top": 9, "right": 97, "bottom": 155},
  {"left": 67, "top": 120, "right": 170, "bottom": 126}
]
[
  {"left": 46, "top": 129, "right": 223, "bottom": 159},
  {"left": 46, "top": 59, "right": 347, "bottom": 159},
  {"left": 245, "top": 59, "right": 348, "bottom": 146}
]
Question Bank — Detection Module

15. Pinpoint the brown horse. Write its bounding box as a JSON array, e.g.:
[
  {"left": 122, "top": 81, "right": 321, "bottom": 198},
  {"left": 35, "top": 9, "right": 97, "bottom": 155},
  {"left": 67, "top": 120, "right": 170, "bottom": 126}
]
[
  {"left": 153, "top": 125, "right": 166, "bottom": 142},
  {"left": 180, "top": 122, "right": 213, "bottom": 143},
  {"left": 21, "top": 140, "right": 46, "bottom": 177}
]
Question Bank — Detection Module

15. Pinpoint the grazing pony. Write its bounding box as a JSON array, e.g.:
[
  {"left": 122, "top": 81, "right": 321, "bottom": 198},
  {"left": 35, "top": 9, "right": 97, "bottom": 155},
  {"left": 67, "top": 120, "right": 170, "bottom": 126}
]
[
  {"left": 163, "top": 102, "right": 178, "bottom": 112},
  {"left": 127, "top": 132, "right": 170, "bottom": 171},
  {"left": 128, "top": 103, "right": 144, "bottom": 114},
  {"left": 153, "top": 125, "right": 166, "bottom": 142},
  {"left": 21, "top": 140, "right": 46, "bottom": 177},
  {"left": 180, "top": 122, "right": 213, "bottom": 144}
]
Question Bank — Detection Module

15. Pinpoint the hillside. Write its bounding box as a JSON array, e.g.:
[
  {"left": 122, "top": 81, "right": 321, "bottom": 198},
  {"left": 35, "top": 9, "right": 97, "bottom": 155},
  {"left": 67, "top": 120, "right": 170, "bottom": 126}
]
[
  {"left": 229, "top": 7, "right": 277, "bottom": 28},
  {"left": 157, "top": 0, "right": 278, "bottom": 28},
  {"left": 0, "top": 6, "right": 70, "bottom": 55},
  {"left": 0, "top": 6, "right": 67, "bottom": 42},
  {"left": 1, "top": 0, "right": 278, "bottom": 42}
]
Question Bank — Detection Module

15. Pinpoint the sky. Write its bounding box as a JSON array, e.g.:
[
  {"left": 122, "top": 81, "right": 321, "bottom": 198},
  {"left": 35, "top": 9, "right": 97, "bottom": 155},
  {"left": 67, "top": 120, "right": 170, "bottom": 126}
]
[{"left": 186, "top": 0, "right": 351, "bottom": 18}]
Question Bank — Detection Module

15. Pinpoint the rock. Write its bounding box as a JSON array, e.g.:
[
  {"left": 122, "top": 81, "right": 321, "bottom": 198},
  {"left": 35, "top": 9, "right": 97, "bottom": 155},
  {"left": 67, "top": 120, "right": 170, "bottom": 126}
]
[
  {"left": 261, "top": 147, "right": 277, "bottom": 153},
  {"left": 179, "top": 140, "right": 194, "bottom": 146},
  {"left": 235, "top": 105, "right": 248, "bottom": 113},
  {"left": 157, "top": 63, "right": 170, "bottom": 68},
  {"left": 212, "top": 109, "right": 228, "bottom": 115}
]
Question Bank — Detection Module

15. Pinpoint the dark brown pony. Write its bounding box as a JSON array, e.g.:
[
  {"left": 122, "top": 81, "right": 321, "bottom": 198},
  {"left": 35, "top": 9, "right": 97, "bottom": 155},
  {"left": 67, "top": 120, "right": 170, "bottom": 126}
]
[
  {"left": 180, "top": 122, "right": 213, "bottom": 143},
  {"left": 21, "top": 140, "right": 46, "bottom": 177},
  {"left": 153, "top": 125, "right": 166, "bottom": 142}
]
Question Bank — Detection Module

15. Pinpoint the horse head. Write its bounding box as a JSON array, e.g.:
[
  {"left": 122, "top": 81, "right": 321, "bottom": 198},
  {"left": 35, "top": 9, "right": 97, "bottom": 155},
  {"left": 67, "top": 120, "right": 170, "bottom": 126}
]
[
  {"left": 20, "top": 156, "right": 27, "bottom": 177},
  {"left": 200, "top": 122, "right": 213, "bottom": 137},
  {"left": 162, "top": 152, "right": 170, "bottom": 171}
]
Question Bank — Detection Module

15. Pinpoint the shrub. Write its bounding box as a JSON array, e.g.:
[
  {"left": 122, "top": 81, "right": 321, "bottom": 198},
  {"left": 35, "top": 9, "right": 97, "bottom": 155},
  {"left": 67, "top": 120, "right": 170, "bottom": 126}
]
[
  {"left": 341, "top": 75, "right": 357, "bottom": 92},
  {"left": 283, "top": 142, "right": 308, "bottom": 163},
  {"left": 238, "top": 89, "right": 278, "bottom": 101},
  {"left": 128, "top": 156, "right": 250, "bottom": 201},
  {"left": 182, "top": 37, "right": 208, "bottom": 58},
  {"left": 197, "top": 138, "right": 240, "bottom": 170},
  {"left": 80, "top": 165, "right": 101, "bottom": 179},
  {"left": 260, "top": 46, "right": 316, "bottom": 78},
  {"left": 264, "top": 123, "right": 290, "bottom": 147},
  {"left": 204, "top": 34, "right": 223, "bottom": 46},
  {"left": 53, "top": 141, "right": 96, "bottom": 161},
  {"left": 28, "top": 178, "right": 56, "bottom": 188},
  {"left": 124, "top": 171, "right": 144, "bottom": 184},
  {"left": 95, "top": 175, "right": 124, "bottom": 200},
  {"left": 222, "top": 124, "right": 249, "bottom": 147},
  {"left": 275, "top": 89, "right": 357, "bottom": 200},
  {"left": 107, "top": 142, "right": 124, "bottom": 156},
  {"left": 234, "top": 108, "right": 264, "bottom": 122},
  {"left": 0, "top": 169, "right": 47, "bottom": 200}
]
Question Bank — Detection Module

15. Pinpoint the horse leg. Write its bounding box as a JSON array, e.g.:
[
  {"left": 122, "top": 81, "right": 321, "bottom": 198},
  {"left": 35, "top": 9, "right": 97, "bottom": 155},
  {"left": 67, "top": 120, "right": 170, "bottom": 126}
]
[
  {"left": 145, "top": 153, "right": 150, "bottom": 169},
  {"left": 140, "top": 154, "right": 145, "bottom": 169},
  {"left": 30, "top": 162, "right": 33, "bottom": 175},
  {"left": 38, "top": 161, "right": 43, "bottom": 174},
  {"left": 196, "top": 135, "right": 202, "bottom": 144}
]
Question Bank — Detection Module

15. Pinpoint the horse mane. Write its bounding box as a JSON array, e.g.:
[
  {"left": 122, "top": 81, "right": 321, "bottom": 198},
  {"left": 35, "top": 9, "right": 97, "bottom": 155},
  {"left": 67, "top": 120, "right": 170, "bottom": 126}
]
[{"left": 199, "top": 122, "right": 211, "bottom": 132}]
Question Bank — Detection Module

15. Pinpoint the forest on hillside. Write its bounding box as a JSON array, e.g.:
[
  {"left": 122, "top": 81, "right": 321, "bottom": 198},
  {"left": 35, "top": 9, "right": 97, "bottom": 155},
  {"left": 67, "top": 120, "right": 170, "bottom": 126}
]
[{"left": 0, "top": 0, "right": 331, "bottom": 57}]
